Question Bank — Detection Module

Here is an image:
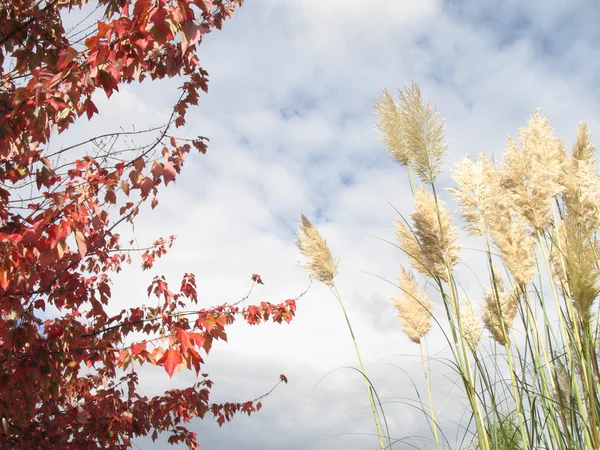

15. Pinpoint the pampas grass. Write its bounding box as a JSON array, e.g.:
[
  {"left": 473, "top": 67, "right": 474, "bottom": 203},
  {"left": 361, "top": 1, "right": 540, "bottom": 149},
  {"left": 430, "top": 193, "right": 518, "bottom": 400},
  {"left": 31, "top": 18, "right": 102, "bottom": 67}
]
[
  {"left": 297, "top": 81, "right": 600, "bottom": 450},
  {"left": 373, "top": 85, "right": 600, "bottom": 450}
]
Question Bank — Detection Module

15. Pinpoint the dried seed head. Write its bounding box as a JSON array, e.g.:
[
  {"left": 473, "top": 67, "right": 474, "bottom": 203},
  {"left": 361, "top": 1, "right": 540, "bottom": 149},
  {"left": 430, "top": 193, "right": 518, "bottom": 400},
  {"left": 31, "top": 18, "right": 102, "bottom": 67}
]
[
  {"left": 450, "top": 154, "right": 534, "bottom": 285},
  {"left": 296, "top": 214, "right": 338, "bottom": 286},
  {"left": 552, "top": 360, "right": 572, "bottom": 423},
  {"left": 489, "top": 214, "right": 536, "bottom": 287},
  {"left": 482, "top": 269, "right": 520, "bottom": 346},
  {"left": 374, "top": 82, "right": 447, "bottom": 184},
  {"left": 554, "top": 218, "right": 599, "bottom": 328},
  {"left": 449, "top": 154, "right": 503, "bottom": 236},
  {"left": 503, "top": 109, "right": 566, "bottom": 231},
  {"left": 449, "top": 156, "right": 488, "bottom": 236},
  {"left": 394, "top": 218, "right": 427, "bottom": 275},
  {"left": 395, "top": 188, "right": 460, "bottom": 281},
  {"left": 561, "top": 122, "right": 600, "bottom": 230},
  {"left": 460, "top": 298, "right": 482, "bottom": 352},
  {"left": 391, "top": 267, "right": 434, "bottom": 344},
  {"left": 374, "top": 89, "right": 411, "bottom": 166},
  {"left": 397, "top": 82, "right": 447, "bottom": 185},
  {"left": 572, "top": 122, "right": 595, "bottom": 163}
]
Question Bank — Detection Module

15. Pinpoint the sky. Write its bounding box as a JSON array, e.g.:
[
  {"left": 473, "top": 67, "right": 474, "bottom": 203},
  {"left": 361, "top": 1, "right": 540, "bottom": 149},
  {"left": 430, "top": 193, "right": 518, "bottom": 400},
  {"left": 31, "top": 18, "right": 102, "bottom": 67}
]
[{"left": 55, "top": 0, "right": 600, "bottom": 448}]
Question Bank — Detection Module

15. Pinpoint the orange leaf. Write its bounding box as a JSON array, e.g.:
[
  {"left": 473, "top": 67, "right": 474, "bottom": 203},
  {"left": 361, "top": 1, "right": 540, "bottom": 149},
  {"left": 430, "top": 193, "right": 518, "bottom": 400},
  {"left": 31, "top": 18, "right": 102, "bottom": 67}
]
[
  {"left": 0, "top": 269, "right": 9, "bottom": 290},
  {"left": 175, "top": 327, "right": 192, "bottom": 354},
  {"left": 158, "top": 348, "right": 183, "bottom": 378}
]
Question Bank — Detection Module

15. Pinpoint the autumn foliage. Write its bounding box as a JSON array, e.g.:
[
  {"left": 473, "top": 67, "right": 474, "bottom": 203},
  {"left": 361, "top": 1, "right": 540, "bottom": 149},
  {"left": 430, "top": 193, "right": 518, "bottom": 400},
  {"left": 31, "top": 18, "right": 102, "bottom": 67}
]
[{"left": 0, "top": 0, "right": 297, "bottom": 448}]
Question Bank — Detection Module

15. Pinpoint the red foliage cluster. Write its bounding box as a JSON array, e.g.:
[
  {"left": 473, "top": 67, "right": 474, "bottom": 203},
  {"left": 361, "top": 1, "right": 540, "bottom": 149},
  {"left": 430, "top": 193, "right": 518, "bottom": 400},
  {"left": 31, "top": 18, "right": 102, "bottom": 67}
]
[{"left": 0, "top": 1, "right": 297, "bottom": 448}]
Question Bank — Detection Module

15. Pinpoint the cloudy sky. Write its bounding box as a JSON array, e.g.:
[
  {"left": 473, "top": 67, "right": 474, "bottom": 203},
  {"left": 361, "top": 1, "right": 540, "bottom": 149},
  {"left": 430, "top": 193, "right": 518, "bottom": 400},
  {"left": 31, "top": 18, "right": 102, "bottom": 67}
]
[{"left": 56, "top": 0, "right": 600, "bottom": 448}]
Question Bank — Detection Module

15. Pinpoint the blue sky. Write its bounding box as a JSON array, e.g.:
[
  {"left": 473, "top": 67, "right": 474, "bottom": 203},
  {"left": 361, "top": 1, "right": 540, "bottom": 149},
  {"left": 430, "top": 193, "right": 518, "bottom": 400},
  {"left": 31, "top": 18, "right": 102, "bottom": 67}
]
[{"left": 55, "top": 0, "right": 600, "bottom": 448}]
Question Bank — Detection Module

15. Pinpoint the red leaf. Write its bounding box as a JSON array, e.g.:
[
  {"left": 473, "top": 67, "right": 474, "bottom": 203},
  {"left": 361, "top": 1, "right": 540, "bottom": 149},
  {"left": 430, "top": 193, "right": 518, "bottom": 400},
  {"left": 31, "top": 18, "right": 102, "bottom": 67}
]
[
  {"left": 76, "top": 405, "right": 91, "bottom": 424},
  {"left": 280, "top": 374, "right": 288, "bottom": 384},
  {"left": 175, "top": 327, "right": 192, "bottom": 354},
  {"left": 140, "top": 177, "right": 154, "bottom": 197},
  {"left": 57, "top": 46, "right": 78, "bottom": 69},
  {"left": 120, "top": 180, "right": 130, "bottom": 196},
  {"left": 133, "top": 157, "right": 145, "bottom": 172},
  {"left": 130, "top": 341, "right": 146, "bottom": 356},
  {"left": 181, "top": 22, "right": 203, "bottom": 54},
  {"left": 84, "top": 98, "right": 98, "bottom": 120},
  {"left": 151, "top": 160, "right": 163, "bottom": 180},
  {"left": 198, "top": 0, "right": 213, "bottom": 13},
  {"left": 158, "top": 349, "right": 183, "bottom": 378},
  {"left": 75, "top": 230, "right": 87, "bottom": 258},
  {"left": 163, "top": 161, "right": 176, "bottom": 185},
  {"left": 97, "top": 20, "right": 111, "bottom": 38}
]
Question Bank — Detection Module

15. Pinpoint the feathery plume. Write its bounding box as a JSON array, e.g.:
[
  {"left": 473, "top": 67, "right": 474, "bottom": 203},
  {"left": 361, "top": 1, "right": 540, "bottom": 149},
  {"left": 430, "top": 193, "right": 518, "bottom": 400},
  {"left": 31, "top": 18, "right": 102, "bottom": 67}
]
[
  {"left": 560, "top": 122, "right": 600, "bottom": 229},
  {"left": 482, "top": 268, "right": 520, "bottom": 345},
  {"left": 552, "top": 123, "right": 600, "bottom": 326},
  {"left": 374, "top": 82, "right": 447, "bottom": 184},
  {"left": 489, "top": 214, "right": 536, "bottom": 287},
  {"left": 449, "top": 154, "right": 499, "bottom": 235},
  {"left": 572, "top": 122, "right": 595, "bottom": 163},
  {"left": 554, "top": 218, "right": 599, "bottom": 327},
  {"left": 460, "top": 298, "right": 482, "bottom": 352},
  {"left": 391, "top": 267, "right": 434, "bottom": 344},
  {"left": 450, "top": 154, "right": 535, "bottom": 285},
  {"left": 296, "top": 214, "right": 338, "bottom": 286},
  {"left": 503, "top": 109, "right": 566, "bottom": 231},
  {"left": 397, "top": 82, "right": 447, "bottom": 185},
  {"left": 394, "top": 219, "right": 428, "bottom": 276},
  {"left": 374, "top": 89, "right": 411, "bottom": 166},
  {"left": 552, "top": 360, "right": 572, "bottom": 423},
  {"left": 395, "top": 188, "right": 460, "bottom": 281}
]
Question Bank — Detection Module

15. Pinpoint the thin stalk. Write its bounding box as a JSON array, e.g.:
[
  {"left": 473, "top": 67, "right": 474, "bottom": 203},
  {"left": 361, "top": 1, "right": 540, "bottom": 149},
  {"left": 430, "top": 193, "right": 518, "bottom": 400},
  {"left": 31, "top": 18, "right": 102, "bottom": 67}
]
[
  {"left": 331, "top": 283, "right": 386, "bottom": 450},
  {"left": 520, "top": 281, "right": 567, "bottom": 449},
  {"left": 419, "top": 341, "right": 440, "bottom": 450},
  {"left": 407, "top": 164, "right": 416, "bottom": 196},
  {"left": 537, "top": 231, "right": 597, "bottom": 449},
  {"left": 482, "top": 235, "right": 529, "bottom": 450},
  {"left": 429, "top": 183, "right": 489, "bottom": 450}
]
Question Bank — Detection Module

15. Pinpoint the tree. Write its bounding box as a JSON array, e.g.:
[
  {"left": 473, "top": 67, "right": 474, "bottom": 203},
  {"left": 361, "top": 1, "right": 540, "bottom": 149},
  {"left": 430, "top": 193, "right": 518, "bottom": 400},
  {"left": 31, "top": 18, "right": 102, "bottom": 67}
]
[{"left": 0, "top": 1, "right": 297, "bottom": 448}]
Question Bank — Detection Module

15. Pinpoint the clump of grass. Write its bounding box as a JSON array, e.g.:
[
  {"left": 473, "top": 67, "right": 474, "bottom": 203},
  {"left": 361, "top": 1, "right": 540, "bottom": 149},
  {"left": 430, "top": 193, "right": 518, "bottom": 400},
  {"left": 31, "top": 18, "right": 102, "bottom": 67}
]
[
  {"left": 371, "top": 82, "right": 600, "bottom": 450},
  {"left": 297, "top": 82, "right": 600, "bottom": 450}
]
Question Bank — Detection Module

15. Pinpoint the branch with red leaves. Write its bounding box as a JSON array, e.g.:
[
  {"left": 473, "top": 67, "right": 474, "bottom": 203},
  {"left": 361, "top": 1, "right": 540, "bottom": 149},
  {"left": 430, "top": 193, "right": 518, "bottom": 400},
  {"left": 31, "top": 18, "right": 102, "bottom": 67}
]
[{"left": 0, "top": 1, "right": 306, "bottom": 449}]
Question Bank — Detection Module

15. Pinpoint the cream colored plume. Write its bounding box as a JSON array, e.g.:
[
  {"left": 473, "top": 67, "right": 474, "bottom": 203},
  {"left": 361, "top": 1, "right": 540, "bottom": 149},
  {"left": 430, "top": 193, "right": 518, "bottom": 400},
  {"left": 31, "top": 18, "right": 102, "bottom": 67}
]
[
  {"left": 503, "top": 109, "right": 566, "bottom": 231},
  {"left": 374, "top": 88, "right": 411, "bottom": 166},
  {"left": 374, "top": 82, "right": 447, "bottom": 185},
  {"left": 561, "top": 122, "right": 600, "bottom": 230},
  {"left": 489, "top": 214, "right": 536, "bottom": 287},
  {"left": 554, "top": 218, "right": 599, "bottom": 327},
  {"left": 551, "top": 123, "right": 600, "bottom": 326},
  {"left": 395, "top": 188, "right": 460, "bottom": 281},
  {"left": 398, "top": 82, "right": 447, "bottom": 185},
  {"left": 449, "top": 154, "right": 502, "bottom": 236},
  {"left": 391, "top": 267, "right": 434, "bottom": 344},
  {"left": 552, "top": 360, "right": 572, "bottom": 424},
  {"left": 460, "top": 298, "right": 482, "bottom": 352},
  {"left": 482, "top": 268, "right": 520, "bottom": 346},
  {"left": 296, "top": 214, "right": 338, "bottom": 286},
  {"left": 450, "top": 152, "right": 536, "bottom": 285}
]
